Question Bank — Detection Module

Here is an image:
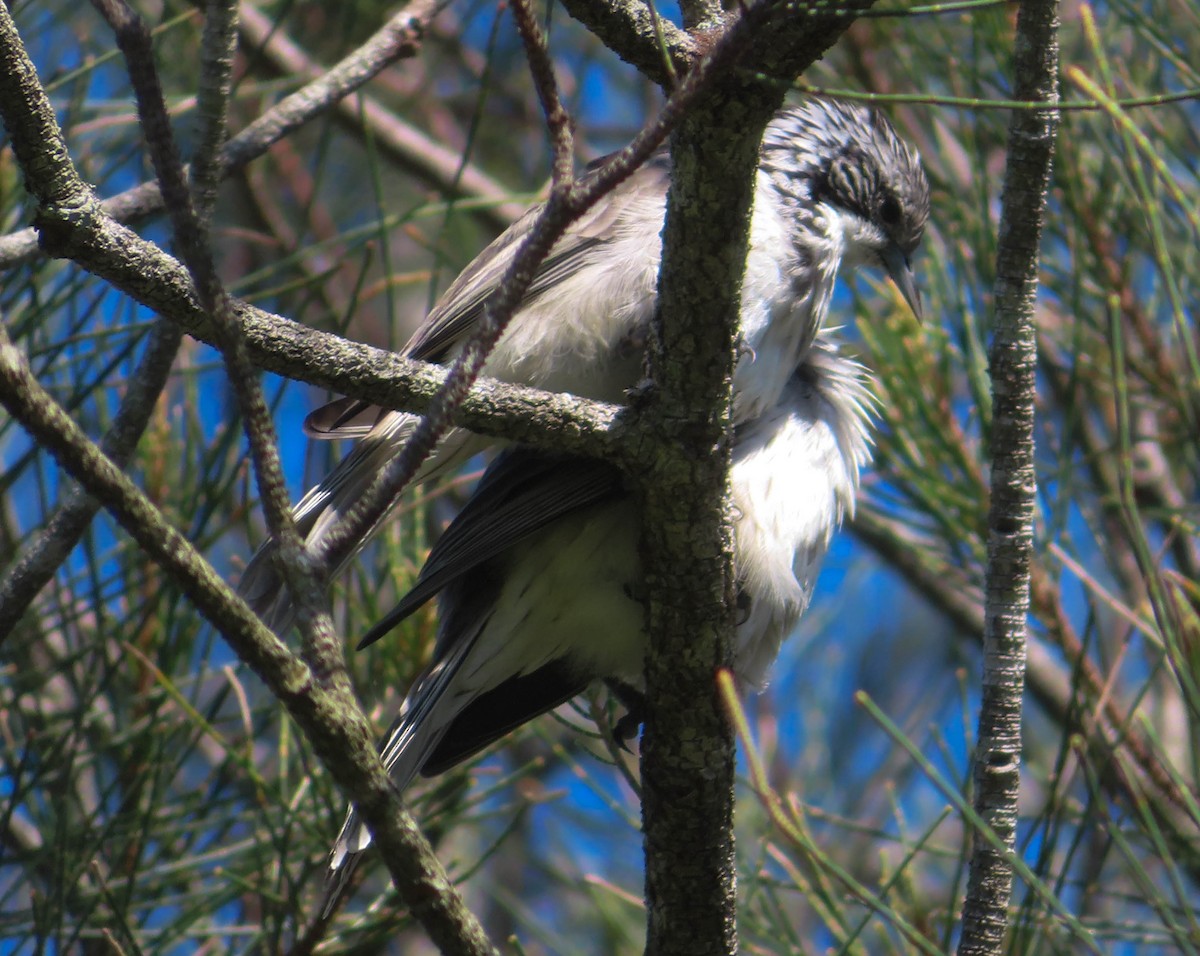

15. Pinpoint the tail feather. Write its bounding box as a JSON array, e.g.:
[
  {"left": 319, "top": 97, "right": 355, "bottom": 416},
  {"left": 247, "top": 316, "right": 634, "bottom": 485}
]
[
  {"left": 321, "top": 838, "right": 363, "bottom": 919},
  {"left": 323, "top": 615, "right": 487, "bottom": 909}
]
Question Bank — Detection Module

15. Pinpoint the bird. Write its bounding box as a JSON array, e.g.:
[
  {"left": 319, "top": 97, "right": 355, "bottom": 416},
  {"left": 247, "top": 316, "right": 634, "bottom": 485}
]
[
  {"left": 237, "top": 98, "right": 930, "bottom": 634},
  {"left": 324, "top": 331, "right": 880, "bottom": 906}
]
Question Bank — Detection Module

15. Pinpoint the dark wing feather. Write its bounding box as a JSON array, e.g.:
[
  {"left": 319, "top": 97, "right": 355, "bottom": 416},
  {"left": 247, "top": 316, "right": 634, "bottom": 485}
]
[
  {"left": 357, "top": 448, "right": 624, "bottom": 649},
  {"left": 420, "top": 658, "right": 588, "bottom": 777}
]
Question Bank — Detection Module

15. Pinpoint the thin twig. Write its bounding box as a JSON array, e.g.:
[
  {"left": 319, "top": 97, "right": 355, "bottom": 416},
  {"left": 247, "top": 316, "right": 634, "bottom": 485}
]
[
  {"left": 0, "top": 2, "right": 444, "bottom": 269},
  {"left": 510, "top": 0, "right": 574, "bottom": 182},
  {"left": 88, "top": 0, "right": 333, "bottom": 662},
  {"left": 191, "top": 0, "right": 240, "bottom": 225}
]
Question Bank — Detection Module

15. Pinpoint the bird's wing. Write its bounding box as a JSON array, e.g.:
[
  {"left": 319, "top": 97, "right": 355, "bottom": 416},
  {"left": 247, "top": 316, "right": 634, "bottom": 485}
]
[
  {"left": 327, "top": 451, "right": 623, "bottom": 882},
  {"left": 357, "top": 448, "right": 625, "bottom": 650},
  {"left": 301, "top": 232, "right": 606, "bottom": 440},
  {"left": 305, "top": 153, "right": 671, "bottom": 440},
  {"left": 404, "top": 153, "right": 668, "bottom": 363},
  {"left": 419, "top": 657, "right": 588, "bottom": 777}
]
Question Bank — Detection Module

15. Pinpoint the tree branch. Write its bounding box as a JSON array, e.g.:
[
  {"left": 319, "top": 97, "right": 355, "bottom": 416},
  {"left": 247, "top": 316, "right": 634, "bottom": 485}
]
[
  {"left": 634, "top": 0, "right": 877, "bottom": 952},
  {"left": 556, "top": 0, "right": 696, "bottom": 88},
  {"left": 0, "top": 318, "right": 498, "bottom": 954},
  {"left": 957, "top": 0, "right": 1061, "bottom": 950}
]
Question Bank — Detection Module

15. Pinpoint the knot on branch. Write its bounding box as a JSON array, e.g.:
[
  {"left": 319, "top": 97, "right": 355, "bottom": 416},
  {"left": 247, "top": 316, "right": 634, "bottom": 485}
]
[{"left": 33, "top": 189, "right": 101, "bottom": 258}]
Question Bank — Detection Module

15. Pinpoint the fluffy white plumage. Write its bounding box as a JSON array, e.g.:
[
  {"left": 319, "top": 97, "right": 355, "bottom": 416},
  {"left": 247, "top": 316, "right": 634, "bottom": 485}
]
[{"left": 325, "top": 334, "right": 877, "bottom": 895}]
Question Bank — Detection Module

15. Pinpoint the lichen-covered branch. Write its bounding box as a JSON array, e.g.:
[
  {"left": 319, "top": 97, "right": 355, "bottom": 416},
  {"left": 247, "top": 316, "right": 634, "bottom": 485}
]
[{"left": 957, "top": 0, "right": 1061, "bottom": 950}]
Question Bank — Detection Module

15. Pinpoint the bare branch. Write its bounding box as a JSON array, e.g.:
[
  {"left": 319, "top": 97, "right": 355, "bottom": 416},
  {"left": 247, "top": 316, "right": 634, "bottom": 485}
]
[
  {"left": 88, "top": 0, "right": 328, "bottom": 649},
  {"left": 557, "top": 0, "right": 696, "bottom": 87},
  {"left": 958, "top": 0, "right": 1061, "bottom": 950}
]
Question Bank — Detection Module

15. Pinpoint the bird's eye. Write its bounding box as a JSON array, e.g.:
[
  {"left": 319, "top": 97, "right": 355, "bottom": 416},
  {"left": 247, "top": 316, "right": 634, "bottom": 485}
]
[{"left": 880, "top": 194, "right": 902, "bottom": 225}]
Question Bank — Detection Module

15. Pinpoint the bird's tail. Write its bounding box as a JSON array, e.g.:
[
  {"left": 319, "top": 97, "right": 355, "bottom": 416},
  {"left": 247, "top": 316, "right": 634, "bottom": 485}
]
[
  {"left": 321, "top": 619, "right": 485, "bottom": 914},
  {"left": 320, "top": 839, "right": 363, "bottom": 919}
]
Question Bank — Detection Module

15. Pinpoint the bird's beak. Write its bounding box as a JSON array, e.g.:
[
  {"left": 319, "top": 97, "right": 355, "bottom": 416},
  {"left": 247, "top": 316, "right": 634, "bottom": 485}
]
[{"left": 881, "top": 245, "right": 923, "bottom": 322}]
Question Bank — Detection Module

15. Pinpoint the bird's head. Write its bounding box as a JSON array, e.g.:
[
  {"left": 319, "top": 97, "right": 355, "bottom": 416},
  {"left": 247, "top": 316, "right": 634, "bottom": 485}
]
[{"left": 763, "top": 99, "right": 931, "bottom": 320}]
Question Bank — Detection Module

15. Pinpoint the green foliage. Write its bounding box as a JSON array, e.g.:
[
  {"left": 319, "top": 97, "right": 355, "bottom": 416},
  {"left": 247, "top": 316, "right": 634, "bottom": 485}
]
[{"left": 0, "top": 0, "right": 1197, "bottom": 952}]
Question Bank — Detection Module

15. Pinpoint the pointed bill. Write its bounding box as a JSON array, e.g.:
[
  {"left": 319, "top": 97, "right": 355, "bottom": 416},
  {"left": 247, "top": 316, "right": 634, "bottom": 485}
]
[{"left": 881, "top": 244, "right": 923, "bottom": 322}]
